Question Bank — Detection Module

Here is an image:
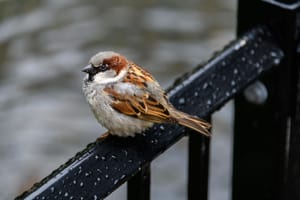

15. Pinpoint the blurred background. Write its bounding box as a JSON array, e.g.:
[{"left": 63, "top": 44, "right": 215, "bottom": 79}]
[{"left": 0, "top": 0, "right": 236, "bottom": 199}]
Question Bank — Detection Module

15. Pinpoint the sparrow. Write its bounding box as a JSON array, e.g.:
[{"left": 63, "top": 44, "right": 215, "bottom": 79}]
[{"left": 82, "top": 51, "right": 211, "bottom": 138}]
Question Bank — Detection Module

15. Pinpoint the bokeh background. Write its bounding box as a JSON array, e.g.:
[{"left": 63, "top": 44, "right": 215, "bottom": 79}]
[{"left": 0, "top": 0, "right": 236, "bottom": 199}]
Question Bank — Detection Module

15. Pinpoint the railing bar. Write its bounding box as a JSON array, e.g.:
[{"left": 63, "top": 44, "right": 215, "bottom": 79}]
[
  {"left": 187, "top": 131, "right": 210, "bottom": 200},
  {"left": 127, "top": 165, "right": 151, "bottom": 200}
]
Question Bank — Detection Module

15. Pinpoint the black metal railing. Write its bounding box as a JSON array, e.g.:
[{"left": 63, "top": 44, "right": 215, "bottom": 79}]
[
  {"left": 233, "top": 1, "right": 300, "bottom": 200},
  {"left": 15, "top": 0, "right": 300, "bottom": 200}
]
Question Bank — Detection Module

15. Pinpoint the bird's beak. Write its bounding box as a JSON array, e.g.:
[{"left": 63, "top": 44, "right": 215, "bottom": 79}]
[{"left": 81, "top": 64, "right": 94, "bottom": 74}]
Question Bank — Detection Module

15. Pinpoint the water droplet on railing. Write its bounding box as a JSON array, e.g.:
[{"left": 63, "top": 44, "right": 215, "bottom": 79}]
[
  {"left": 235, "top": 39, "right": 247, "bottom": 50},
  {"left": 114, "top": 179, "right": 119, "bottom": 185},
  {"left": 50, "top": 187, "right": 55, "bottom": 193},
  {"left": 194, "top": 91, "right": 198, "bottom": 96},
  {"left": 257, "top": 67, "right": 263, "bottom": 73},
  {"left": 111, "top": 155, "right": 117, "bottom": 159},
  {"left": 101, "top": 156, "right": 106, "bottom": 161},
  {"left": 150, "top": 139, "right": 158, "bottom": 144},
  {"left": 270, "top": 51, "right": 277, "bottom": 57},
  {"left": 273, "top": 58, "right": 280, "bottom": 65},
  {"left": 95, "top": 155, "right": 99, "bottom": 160},
  {"left": 212, "top": 93, "right": 217, "bottom": 100},
  {"left": 159, "top": 125, "right": 165, "bottom": 130},
  {"left": 78, "top": 166, "right": 82, "bottom": 174},
  {"left": 64, "top": 192, "right": 69, "bottom": 197},
  {"left": 202, "top": 82, "right": 208, "bottom": 89},
  {"left": 97, "top": 177, "right": 101, "bottom": 182},
  {"left": 250, "top": 49, "right": 255, "bottom": 55},
  {"left": 123, "top": 150, "right": 128, "bottom": 156},
  {"left": 105, "top": 174, "right": 109, "bottom": 179},
  {"left": 73, "top": 180, "right": 77, "bottom": 185},
  {"left": 206, "top": 99, "right": 212, "bottom": 106},
  {"left": 79, "top": 182, "right": 84, "bottom": 187},
  {"left": 231, "top": 80, "right": 236, "bottom": 86},
  {"left": 233, "top": 68, "right": 238, "bottom": 74},
  {"left": 178, "top": 97, "right": 185, "bottom": 104},
  {"left": 121, "top": 174, "right": 126, "bottom": 179},
  {"left": 94, "top": 195, "right": 98, "bottom": 200}
]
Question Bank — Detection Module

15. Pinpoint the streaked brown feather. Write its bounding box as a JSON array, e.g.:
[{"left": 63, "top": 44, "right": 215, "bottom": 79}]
[
  {"left": 123, "top": 62, "right": 155, "bottom": 87},
  {"left": 174, "top": 111, "right": 211, "bottom": 136},
  {"left": 111, "top": 100, "right": 137, "bottom": 116},
  {"left": 104, "top": 84, "right": 171, "bottom": 124}
]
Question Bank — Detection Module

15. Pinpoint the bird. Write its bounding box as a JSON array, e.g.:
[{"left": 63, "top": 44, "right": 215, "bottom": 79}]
[{"left": 82, "top": 51, "right": 211, "bottom": 138}]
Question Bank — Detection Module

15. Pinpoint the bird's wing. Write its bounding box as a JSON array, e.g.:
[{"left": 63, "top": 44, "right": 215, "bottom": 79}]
[
  {"left": 103, "top": 63, "right": 173, "bottom": 123},
  {"left": 104, "top": 86, "right": 172, "bottom": 123}
]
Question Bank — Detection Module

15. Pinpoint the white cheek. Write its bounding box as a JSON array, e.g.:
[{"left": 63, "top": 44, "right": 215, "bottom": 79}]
[
  {"left": 94, "top": 69, "right": 127, "bottom": 84},
  {"left": 93, "top": 71, "right": 114, "bottom": 83}
]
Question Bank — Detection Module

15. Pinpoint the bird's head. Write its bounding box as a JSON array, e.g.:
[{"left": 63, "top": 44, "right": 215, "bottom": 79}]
[{"left": 82, "top": 51, "right": 128, "bottom": 84}]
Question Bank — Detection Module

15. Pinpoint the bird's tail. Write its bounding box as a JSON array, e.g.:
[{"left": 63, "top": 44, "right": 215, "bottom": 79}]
[{"left": 172, "top": 110, "right": 211, "bottom": 136}]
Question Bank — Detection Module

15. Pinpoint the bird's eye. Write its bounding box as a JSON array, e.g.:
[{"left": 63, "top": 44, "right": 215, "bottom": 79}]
[{"left": 99, "top": 64, "right": 109, "bottom": 72}]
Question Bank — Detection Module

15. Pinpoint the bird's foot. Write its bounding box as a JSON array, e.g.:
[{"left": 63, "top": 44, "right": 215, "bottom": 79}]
[{"left": 97, "top": 131, "right": 110, "bottom": 141}]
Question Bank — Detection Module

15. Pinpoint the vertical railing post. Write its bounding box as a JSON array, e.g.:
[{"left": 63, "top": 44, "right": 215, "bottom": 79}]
[
  {"left": 286, "top": 51, "right": 300, "bottom": 199},
  {"left": 233, "top": 1, "right": 299, "bottom": 200},
  {"left": 127, "top": 165, "right": 151, "bottom": 200},
  {"left": 188, "top": 132, "right": 210, "bottom": 200},
  {"left": 284, "top": 2, "right": 300, "bottom": 199}
]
